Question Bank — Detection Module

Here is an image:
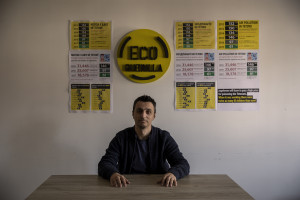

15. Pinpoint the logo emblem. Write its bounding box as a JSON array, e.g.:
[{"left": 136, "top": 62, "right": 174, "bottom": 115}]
[{"left": 117, "top": 29, "right": 171, "bottom": 83}]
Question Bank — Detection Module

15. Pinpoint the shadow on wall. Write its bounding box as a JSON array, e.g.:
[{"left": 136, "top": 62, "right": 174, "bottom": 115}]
[{"left": 0, "top": 114, "right": 86, "bottom": 200}]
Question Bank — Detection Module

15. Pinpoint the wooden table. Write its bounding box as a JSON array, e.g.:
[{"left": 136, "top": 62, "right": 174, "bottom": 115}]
[{"left": 26, "top": 174, "right": 253, "bottom": 200}]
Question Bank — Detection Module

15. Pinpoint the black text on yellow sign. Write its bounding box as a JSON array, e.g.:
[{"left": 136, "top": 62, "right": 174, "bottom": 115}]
[
  {"left": 91, "top": 84, "right": 110, "bottom": 111},
  {"left": 117, "top": 29, "right": 171, "bottom": 83},
  {"left": 176, "top": 82, "right": 195, "bottom": 109},
  {"left": 71, "top": 84, "right": 90, "bottom": 111}
]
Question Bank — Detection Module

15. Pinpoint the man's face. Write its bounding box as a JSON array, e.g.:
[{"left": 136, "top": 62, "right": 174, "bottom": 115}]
[{"left": 132, "top": 101, "right": 156, "bottom": 129}]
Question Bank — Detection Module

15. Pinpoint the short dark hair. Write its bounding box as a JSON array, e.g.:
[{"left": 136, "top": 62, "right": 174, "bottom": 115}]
[{"left": 133, "top": 95, "right": 156, "bottom": 113}]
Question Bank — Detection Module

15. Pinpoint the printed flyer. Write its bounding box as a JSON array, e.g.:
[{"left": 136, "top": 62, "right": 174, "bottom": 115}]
[
  {"left": 217, "top": 20, "right": 259, "bottom": 50},
  {"left": 175, "top": 50, "right": 216, "bottom": 81},
  {"left": 69, "top": 51, "right": 111, "bottom": 82},
  {"left": 70, "top": 21, "right": 111, "bottom": 50},
  {"left": 217, "top": 50, "right": 259, "bottom": 110},
  {"left": 175, "top": 21, "right": 215, "bottom": 49},
  {"left": 217, "top": 20, "right": 259, "bottom": 111},
  {"left": 174, "top": 21, "right": 217, "bottom": 111},
  {"left": 69, "top": 21, "right": 112, "bottom": 113},
  {"left": 174, "top": 20, "right": 259, "bottom": 111}
]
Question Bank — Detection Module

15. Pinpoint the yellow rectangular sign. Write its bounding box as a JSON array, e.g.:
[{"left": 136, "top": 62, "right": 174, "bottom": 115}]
[
  {"left": 217, "top": 20, "right": 259, "bottom": 50},
  {"left": 176, "top": 82, "right": 195, "bottom": 109},
  {"left": 71, "top": 84, "right": 90, "bottom": 111},
  {"left": 176, "top": 21, "right": 215, "bottom": 49},
  {"left": 71, "top": 21, "right": 111, "bottom": 50},
  {"left": 196, "top": 82, "right": 215, "bottom": 109},
  {"left": 91, "top": 84, "right": 110, "bottom": 111}
]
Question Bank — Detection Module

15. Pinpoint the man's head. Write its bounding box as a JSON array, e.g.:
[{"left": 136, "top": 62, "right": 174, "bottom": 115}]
[
  {"left": 132, "top": 95, "right": 156, "bottom": 130},
  {"left": 132, "top": 95, "right": 156, "bottom": 113}
]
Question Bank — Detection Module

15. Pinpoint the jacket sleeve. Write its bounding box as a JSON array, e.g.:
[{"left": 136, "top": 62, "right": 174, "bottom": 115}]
[
  {"left": 164, "top": 133, "right": 190, "bottom": 179},
  {"left": 98, "top": 135, "right": 121, "bottom": 180}
]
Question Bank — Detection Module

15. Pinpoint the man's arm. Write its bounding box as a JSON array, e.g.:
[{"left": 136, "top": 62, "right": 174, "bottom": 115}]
[
  {"left": 98, "top": 136, "right": 121, "bottom": 180},
  {"left": 164, "top": 133, "right": 190, "bottom": 180}
]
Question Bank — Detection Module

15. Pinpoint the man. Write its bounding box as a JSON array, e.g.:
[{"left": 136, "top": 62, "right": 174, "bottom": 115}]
[{"left": 98, "top": 95, "right": 190, "bottom": 187}]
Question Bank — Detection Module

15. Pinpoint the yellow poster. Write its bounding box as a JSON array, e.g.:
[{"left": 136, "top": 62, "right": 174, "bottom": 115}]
[
  {"left": 196, "top": 82, "right": 215, "bottom": 109},
  {"left": 175, "top": 21, "right": 215, "bottom": 49},
  {"left": 217, "top": 20, "right": 259, "bottom": 50},
  {"left": 176, "top": 82, "right": 195, "bottom": 109},
  {"left": 71, "top": 21, "right": 111, "bottom": 50},
  {"left": 91, "top": 84, "right": 110, "bottom": 111},
  {"left": 71, "top": 84, "right": 90, "bottom": 111}
]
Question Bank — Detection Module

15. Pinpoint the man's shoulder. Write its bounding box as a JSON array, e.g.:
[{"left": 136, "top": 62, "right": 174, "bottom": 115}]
[
  {"left": 115, "top": 126, "right": 135, "bottom": 137},
  {"left": 152, "top": 126, "right": 171, "bottom": 138}
]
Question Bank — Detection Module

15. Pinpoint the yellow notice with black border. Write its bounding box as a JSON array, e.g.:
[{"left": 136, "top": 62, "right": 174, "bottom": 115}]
[
  {"left": 91, "top": 84, "right": 110, "bottom": 111},
  {"left": 217, "top": 20, "right": 259, "bottom": 50},
  {"left": 175, "top": 21, "right": 215, "bottom": 49},
  {"left": 71, "top": 84, "right": 90, "bottom": 111},
  {"left": 176, "top": 82, "right": 195, "bottom": 109},
  {"left": 70, "top": 21, "right": 111, "bottom": 50}
]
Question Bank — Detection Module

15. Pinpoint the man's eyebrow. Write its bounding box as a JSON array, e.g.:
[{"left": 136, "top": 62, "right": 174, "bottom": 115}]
[{"left": 136, "top": 107, "right": 153, "bottom": 111}]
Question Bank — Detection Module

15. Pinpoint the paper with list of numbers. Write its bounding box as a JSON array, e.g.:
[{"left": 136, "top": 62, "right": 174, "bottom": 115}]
[
  {"left": 217, "top": 50, "right": 259, "bottom": 111},
  {"left": 174, "top": 20, "right": 259, "bottom": 111},
  {"left": 70, "top": 21, "right": 111, "bottom": 50},
  {"left": 217, "top": 20, "right": 259, "bottom": 50},
  {"left": 217, "top": 20, "right": 259, "bottom": 111},
  {"left": 69, "top": 21, "right": 112, "bottom": 113},
  {"left": 175, "top": 21, "right": 217, "bottom": 111}
]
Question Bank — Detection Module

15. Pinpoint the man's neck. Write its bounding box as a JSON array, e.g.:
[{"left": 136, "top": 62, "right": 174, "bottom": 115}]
[{"left": 134, "top": 125, "right": 152, "bottom": 140}]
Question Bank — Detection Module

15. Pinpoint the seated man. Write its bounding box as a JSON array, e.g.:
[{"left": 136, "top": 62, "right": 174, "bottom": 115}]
[{"left": 98, "top": 95, "right": 190, "bottom": 187}]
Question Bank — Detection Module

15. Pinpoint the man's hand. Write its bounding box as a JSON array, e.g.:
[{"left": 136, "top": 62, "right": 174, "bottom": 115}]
[
  {"left": 158, "top": 173, "right": 177, "bottom": 187},
  {"left": 110, "top": 173, "right": 130, "bottom": 187}
]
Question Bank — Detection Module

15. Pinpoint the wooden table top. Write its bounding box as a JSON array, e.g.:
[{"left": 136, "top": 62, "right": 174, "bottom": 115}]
[{"left": 26, "top": 174, "right": 253, "bottom": 200}]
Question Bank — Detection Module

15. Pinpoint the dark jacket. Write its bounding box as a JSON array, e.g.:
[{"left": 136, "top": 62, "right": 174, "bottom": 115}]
[{"left": 98, "top": 126, "right": 190, "bottom": 180}]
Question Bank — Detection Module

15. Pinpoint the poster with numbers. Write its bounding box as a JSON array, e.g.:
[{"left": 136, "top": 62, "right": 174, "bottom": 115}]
[
  {"left": 174, "top": 21, "right": 217, "bottom": 111},
  {"left": 70, "top": 21, "right": 111, "bottom": 50},
  {"left": 69, "top": 21, "right": 112, "bottom": 113},
  {"left": 217, "top": 51, "right": 259, "bottom": 111},
  {"left": 217, "top": 20, "right": 259, "bottom": 50},
  {"left": 217, "top": 20, "right": 259, "bottom": 111},
  {"left": 174, "top": 20, "right": 259, "bottom": 111}
]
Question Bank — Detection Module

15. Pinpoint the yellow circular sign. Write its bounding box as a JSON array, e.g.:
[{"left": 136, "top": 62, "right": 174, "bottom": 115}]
[{"left": 117, "top": 29, "right": 171, "bottom": 83}]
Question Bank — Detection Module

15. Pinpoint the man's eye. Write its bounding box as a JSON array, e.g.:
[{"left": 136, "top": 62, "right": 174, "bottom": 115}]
[{"left": 136, "top": 109, "right": 144, "bottom": 113}]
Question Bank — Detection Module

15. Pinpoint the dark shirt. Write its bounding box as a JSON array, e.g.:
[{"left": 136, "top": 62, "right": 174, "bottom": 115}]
[
  {"left": 131, "top": 138, "right": 149, "bottom": 173},
  {"left": 98, "top": 126, "right": 190, "bottom": 180}
]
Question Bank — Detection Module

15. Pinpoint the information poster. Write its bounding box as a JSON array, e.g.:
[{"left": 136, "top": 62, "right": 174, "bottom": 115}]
[
  {"left": 176, "top": 82, "right": 195, "bottom": 110},
  {"left": 175, "top": 51, "right": 216, "bottom": 81},
  {"left": 70, "top": 21, "right": 111, "bottom": 50},
  {"left": 71, "top": 84, "right": 90, "bottom": 111},
  {"left": 69, "top": 21, "right": 112, "bottom": 113},
  {"left": 91, "top": 84, "right": 110, "bottom": 111},
  {"left": 217, "top": 20, "right": 259, "bottom": 111},
  {"left": 196, "top": 82, "right": 216, "bottom": 109},
  {"left": 217, "top": 50, "right": 259, "bottom": 110},
  {"left": 176, "top": 21, "right": 215, "bottom": 49},
  {"left": 175, "top": 21, "right": 217, "bottom": 111},
  {"left": 69, "top": 51, "right": 111, "bottom": 81},
  {"left": 175, "top": 20, "right": 259, "bottom": 111},
  {"left": 217, "top": 20, "right": 259, "bottom": 50}
]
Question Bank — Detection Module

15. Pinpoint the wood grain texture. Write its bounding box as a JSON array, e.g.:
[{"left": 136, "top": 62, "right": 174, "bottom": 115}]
[{"left": 26, "top": 174, "right": 253, "bottom": 200}]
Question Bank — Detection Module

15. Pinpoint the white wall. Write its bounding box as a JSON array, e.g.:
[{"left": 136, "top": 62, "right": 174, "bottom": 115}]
[{"left": 1, "top": 0, "right": 300, "bottom": 199}]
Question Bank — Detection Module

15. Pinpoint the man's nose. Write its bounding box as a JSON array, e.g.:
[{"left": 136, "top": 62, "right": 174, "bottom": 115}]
[{"left": 141, "top": 111, "right": 147, "bottom": 117}]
